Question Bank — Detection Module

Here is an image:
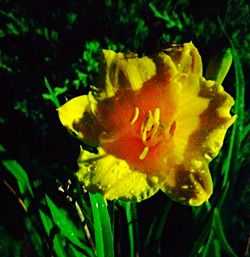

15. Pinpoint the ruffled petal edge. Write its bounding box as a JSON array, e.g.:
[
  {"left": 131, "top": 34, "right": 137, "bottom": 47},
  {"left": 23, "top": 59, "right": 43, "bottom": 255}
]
[{"left": 77, "top": 147, "right": 160, "bottom": 202}]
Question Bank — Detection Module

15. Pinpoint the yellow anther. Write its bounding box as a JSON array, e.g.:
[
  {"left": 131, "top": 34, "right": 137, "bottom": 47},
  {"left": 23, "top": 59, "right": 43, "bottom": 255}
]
[
  {"left": 139, "top": 146, "right": 149, "bottom": 160},
  {"left": 153, "top": 108, "right": 160, "bottom": 124},
  {"left": 130, "top": 107, "right": 140, "bottom": 125}
]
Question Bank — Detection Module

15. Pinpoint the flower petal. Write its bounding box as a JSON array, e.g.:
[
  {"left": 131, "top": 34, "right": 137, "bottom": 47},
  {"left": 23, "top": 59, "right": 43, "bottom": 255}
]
[
  {"left": 197, "top": 79, "right": 236, "bottom": 160},
  {"left": 160, "top": 66, "right": 236, "bottom": 206},
  {"left": 170, "top": 73, "right": 210, "bottom": 166},
  {"left": 95, "top": 50, "right": 157, "bottom": 99},
  {"left": 77, "top": 147, "right": 160, "bottom": 202},
  {"left": 176, "top": 78, "right": 236, "bottom": 167},
  {"left": 161, "top": 161, "right": 212, "bottom": 206},
  {"left": 162, "top": 42, "right": 202, "bottom": 76},
  {"left": 58, "top": 93, "right": 101, "bottom": 146}
]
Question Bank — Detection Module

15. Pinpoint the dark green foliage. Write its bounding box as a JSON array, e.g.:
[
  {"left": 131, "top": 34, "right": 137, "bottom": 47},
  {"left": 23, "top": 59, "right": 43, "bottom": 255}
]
[{"left": 0, "top": 0, "right": 249, "bottom": 256}]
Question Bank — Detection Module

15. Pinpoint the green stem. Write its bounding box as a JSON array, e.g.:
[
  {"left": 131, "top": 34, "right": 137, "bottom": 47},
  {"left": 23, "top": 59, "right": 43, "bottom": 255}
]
[{"left": 125, "top": 202, "right": 139, "bottom": 257}]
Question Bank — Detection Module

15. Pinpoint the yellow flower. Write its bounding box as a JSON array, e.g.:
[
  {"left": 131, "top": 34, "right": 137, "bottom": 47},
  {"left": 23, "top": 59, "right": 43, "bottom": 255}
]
[{"left": 58, "top": 42, "right": 236, "bottom": 206}]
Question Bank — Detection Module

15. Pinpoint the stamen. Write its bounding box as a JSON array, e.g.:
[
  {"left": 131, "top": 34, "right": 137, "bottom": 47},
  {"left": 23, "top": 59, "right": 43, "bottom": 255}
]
[
  {"left": 139, "top": 146, "right": 149, "bottom": 160},
  {"left": 153, "top": 108, "right": 160, "bottom": 124},
  {"left": 141, "top": 110, "right": 153, "bottom": 142},
  {"left": 151, "top": 108, "right": 160, "bottom": 138},
  {"left": 130, "top": 107, "right": 140, "bottom": 125},
  {"left": 145, "top": 111, "right": 153, "bottom": 130},
  {"left": 140, "top": 108, "right": 162, "bottom": 144},
  {"left": 151, "top": 122, "right": 160, "bottom": 138},
  {"left": 141, "top": 129, "right": 147, "bottom": 142}
]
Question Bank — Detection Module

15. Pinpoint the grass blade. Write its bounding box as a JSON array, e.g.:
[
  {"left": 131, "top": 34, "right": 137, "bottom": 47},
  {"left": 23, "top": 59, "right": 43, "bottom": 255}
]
[
  {"left": 89, "top": 193, "right": 114, "bottom": 257},
  {"left": 125, "top": 202, "right": 139, "bottom": 257},
  {"left": 213, "top": 208, "right": 238, "bottom": 257},
  {"left": 45, "top": 194, "right": 95, "bottom": 257}
]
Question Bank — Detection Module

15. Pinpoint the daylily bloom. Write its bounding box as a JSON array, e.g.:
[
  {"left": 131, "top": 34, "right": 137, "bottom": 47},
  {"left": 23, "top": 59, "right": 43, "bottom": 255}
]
[{"left": 58, "top": 42, "right": 236, "bottom": 206}]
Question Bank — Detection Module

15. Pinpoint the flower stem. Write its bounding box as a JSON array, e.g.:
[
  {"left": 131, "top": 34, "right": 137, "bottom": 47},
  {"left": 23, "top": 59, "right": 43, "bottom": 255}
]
[{"left": 125, "top": 202, "right": 140, "bottom": 257}]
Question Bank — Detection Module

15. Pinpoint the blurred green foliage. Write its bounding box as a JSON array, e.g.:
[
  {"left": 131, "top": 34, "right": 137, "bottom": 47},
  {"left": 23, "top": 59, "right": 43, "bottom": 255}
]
[{"left": 0, "top": 0, "right": 249, "bottom": 257}]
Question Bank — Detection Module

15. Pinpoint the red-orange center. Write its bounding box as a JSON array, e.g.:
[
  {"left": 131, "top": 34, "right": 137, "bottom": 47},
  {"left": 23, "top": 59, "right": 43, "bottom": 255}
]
[{"left": 96, "top": 74, "right": 177, "bottom": 174}]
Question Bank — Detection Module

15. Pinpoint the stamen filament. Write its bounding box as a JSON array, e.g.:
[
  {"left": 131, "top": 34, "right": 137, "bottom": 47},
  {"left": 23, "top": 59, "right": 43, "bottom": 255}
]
[
  {"left": 151, "top": 123, "right": 160, "bottom": 138},
  {"left": 141, "top": 110, "right": 153, "bottom": 142},
  {"left": 139, "top": 146, "right": 149, "bottom": 160},
  {"left": 130, "top": 107, "right": 140, "bottom": 125}
]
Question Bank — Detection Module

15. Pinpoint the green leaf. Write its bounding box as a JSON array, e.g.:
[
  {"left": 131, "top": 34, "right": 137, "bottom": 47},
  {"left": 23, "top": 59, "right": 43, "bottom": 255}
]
[
  {"left": 205, "top": 48, "right": 233, "bottom": 84},
  {"left": 213, "top": 239, "right": 221, "bottom": 257},
  {"left": 54, "top": 86, "right": 68, "bottom": 96},
  {"left": 45, "top": 194, "right": 95, "bottom": 257},
  {"left": 149, "top": 2, "right": 183, "bottom": 30},
  {"left": 44, "top": 77, "right": 60, "bottom": 108},
  {"left": 39, "top": 210, "right": 67, "bottom": 257},
  {"left": 1, "top": 144, "right": 33, "bottom": 198},
  {"left": 24, "top": 218, "right": 45, "bottom": 257},
  {"left": 69, "top": 244, "right": 89, "bottom": 257},
  {"left": 213, "top": 208, "right": 238, "bottom": 257},
  {"left": 201, "top": 229, "right": 215, "bottom": 257},
  {"left": 90, "top": 193, "right": 114, "bottom": 257}
]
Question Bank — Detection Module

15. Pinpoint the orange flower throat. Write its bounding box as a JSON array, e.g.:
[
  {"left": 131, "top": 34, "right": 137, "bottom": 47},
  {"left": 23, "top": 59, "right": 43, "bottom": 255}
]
[{"left": 97, "top": 76, "right": 177, "bottom": 175}]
